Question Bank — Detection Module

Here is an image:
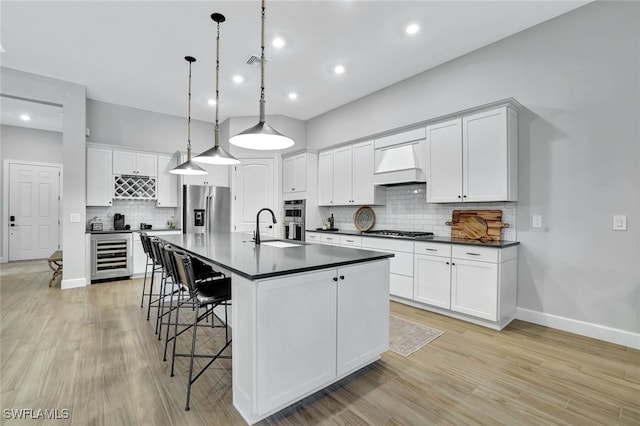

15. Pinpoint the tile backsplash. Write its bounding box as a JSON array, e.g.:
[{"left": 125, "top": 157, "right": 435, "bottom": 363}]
[
  {"left": 87, "top": 200, "right": 178, "bottom": 231},
  {"left": 318, "top": 183, "right": 517, "bottom": 241}
]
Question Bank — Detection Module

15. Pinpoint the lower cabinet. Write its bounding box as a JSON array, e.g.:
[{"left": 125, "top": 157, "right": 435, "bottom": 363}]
[
  {"left": 414, "top": 241, "right": 518, "bottom": 329},
  {"left": 233, "top": 260, "right": 389, "bottom": 423}
]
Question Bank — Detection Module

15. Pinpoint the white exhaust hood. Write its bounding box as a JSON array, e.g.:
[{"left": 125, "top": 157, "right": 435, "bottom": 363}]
[{"left": 373, "top": 127, "right": 426, "bottom": 186}]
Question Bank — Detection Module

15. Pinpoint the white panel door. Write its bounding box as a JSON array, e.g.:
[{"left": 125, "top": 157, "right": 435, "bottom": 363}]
[
  {"left": 86, "top": 147, "right": 113, "bottom": 207},
  {"left": 9, "top": 163, "right": 60, "bottom": 261},
  {"left": 351, "top": 140, "right": 374, "bottom": 204},
  {"left": 283, "top": 156, "right": 296, "bottom": 194},
  {"left": 135, "top": 153, "right": 157, "bottom": 176},
  {"left": 112, "top": 150, "right": 136, "bottom": 175},
  {"left": 293, "top": 154, "right": 307, "bottom": 192},
  {"left": 257, "top": 269, "right": 337, "bottom": 413},
  {"left": 332, "top": 146, "right": 353, "bottom": 205},
  {"left": 451, "top": 259, "right": 498, "bottom": 321},
  {"left": 337, "top": 261, "right": 389, "bottom": 376},
  {"left": 426, "top": 118, "right": 462, "bottom": 202},
  {"left": 156, "top": 155, "right": 178, "bottom": 207},
  {"left": 317, "top": 151, "right": 333, "bottom": 205},
  {"left": 232, "top": 158, "right": 275, "bottom": 238},
  {"left": 414, "top": 254, "right": 451, "bottom": 309},
  {"left": 463, "top": 107, "right": 508, "bottom": 202}
]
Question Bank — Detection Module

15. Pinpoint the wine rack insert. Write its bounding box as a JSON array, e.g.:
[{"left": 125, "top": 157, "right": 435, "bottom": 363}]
[{"left": 114, "top": 175, "right": 157, "bottom": 200}]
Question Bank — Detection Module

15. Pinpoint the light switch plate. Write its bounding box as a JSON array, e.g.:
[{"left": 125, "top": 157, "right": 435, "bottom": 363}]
[
  {"left": 532, "top": 215, "right": 543, "bottom": 229},
  {"left": 613, "top": 215, "right": 627, "bottom": 231},
  {"left": 69, "top": 213, "right": 81, "bottom": 223}
]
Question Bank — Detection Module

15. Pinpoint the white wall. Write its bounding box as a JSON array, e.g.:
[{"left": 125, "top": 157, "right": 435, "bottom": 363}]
[
  {"left": 306, "top": 2, "right": 640, "bottom": 339},
  {"left": 1, "top": 67, "right": 87, "bottom": 289}
]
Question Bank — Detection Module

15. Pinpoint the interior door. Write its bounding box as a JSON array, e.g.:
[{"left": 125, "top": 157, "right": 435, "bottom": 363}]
[
  {"left": 9, "top": 163, "right": 61, "bottom": 261},
  {"left": 232, "top": 158, "right": 275, "bottom": 239}
]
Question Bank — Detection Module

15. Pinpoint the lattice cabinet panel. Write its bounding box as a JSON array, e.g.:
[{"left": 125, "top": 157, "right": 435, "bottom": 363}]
[{"left": 114, "top": 175, "right": 157, "bottom": 200}]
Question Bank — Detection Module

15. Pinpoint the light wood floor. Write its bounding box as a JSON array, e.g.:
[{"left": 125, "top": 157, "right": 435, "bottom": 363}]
[{"left": 1, "top": 260, "right": 638, "bottom": 425}]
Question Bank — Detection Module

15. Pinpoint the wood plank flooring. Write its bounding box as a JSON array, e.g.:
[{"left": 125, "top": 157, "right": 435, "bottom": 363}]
[{"left": 1, "top": 260, "right": 638, "bottom": 425}]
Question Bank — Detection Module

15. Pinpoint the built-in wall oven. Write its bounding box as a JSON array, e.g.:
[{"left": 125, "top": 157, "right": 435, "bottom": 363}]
[
  {"left": 91, "top": 233, "right": 133, "bottom": 282},
  {"left": 284, "top": 200, "right": 305, "bottom": 241}
]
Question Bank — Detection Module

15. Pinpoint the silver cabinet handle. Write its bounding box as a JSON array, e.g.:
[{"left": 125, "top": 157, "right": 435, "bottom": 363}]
[
  {"left": 466, "top": 252, "right": 480, "bottom": 256},
  {"left": 425, "top": 248, "right": 437, "bottom": 252},
  {"left": 346, "top": 239, "right": 354, "bottom": 243}
]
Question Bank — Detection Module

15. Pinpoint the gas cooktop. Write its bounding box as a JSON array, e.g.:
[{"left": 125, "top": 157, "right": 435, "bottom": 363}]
[{"left": 362, "top": 230, "right": 434, "bottom": 238}]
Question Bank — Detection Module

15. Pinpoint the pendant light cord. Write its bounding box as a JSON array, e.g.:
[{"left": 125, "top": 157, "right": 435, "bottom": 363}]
[
  {"left": 187, "top": 58, "right": 193, "bottom": 160},
  {"left": 215, "top": 17, "right": 221, "bottom": 148},
  {"left": 259, "top": 0, "right": 266, "bottom": 123}
]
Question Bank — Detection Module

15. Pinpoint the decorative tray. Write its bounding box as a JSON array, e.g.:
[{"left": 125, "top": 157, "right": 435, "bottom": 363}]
[{"left": 354, "top": 207, "right": 375, "bottom": 232}]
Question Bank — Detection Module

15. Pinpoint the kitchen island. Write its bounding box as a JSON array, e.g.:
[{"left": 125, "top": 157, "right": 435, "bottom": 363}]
[{"left": 158, "top": 232, "right": 393, "bottom": 424}]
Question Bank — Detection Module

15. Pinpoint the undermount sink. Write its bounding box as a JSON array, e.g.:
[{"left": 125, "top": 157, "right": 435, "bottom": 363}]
[{"left": 261, "top": 241, "right": 301, "bottom": 248}]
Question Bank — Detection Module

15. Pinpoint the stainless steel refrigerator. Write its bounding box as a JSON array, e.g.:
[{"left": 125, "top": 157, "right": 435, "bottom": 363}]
[{"left": 182, "top": 185, "right": 231, "bottom": 234}]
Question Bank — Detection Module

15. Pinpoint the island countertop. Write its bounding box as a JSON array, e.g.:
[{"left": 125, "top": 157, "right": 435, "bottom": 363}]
[{"left": 158, "top": 232, "right": 394, "bottom": 280}]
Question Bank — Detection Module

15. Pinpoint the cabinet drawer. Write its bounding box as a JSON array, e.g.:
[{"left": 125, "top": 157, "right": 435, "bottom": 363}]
[
  {"left": 339, "top": 235, "right": 362, "bottom": 247},
  {"left": 414, "top": 241, "right": 451, "bottom": 258},
  {"left": 361, "top": 237, "right": 413, "bottom": 253},
  {"left": 321, "top": 234, "right": 339, "bottom": 245},
  {"left": 452, "top": 245, "right": 498, "bottom": 263},
  {"left": 306, "top": 232, "right": 321, "bottom": 243}
]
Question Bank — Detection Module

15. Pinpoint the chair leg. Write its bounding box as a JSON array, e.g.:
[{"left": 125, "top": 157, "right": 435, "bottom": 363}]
[
  {"left": 156, "top": 270, "right": 167, "bottom": 337},
  {"left": 171, "top": 294, "right": 183, "bottom": 377},
  {"left": 140, "top": 257, "right": 149, "bottom": 308},
  {"left": 185, "top": 303, "right": 200, "bottom": 411},
  {"left": 146, "top": 265, "right": 157, "bottom": 321}
]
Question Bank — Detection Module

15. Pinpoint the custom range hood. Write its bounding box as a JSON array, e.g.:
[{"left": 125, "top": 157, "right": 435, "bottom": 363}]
[{"left": 373, "top": 127, "right": 427, "bottom": 186}]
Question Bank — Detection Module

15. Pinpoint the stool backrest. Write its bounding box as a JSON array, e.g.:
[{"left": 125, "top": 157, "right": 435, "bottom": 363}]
[
  {"left": 139, "top": 232, "right": 152, "bottom": 256},
  {"left": 172, "top": 251, "right": 198, "bottom": 296},
  {"left": 162, "top": 245, "right": 179, "bottom": 284},
  {"left": 149, "top": 237, "right": 163, "bottom": 264}
]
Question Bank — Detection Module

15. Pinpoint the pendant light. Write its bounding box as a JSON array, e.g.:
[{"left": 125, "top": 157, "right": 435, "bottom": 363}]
[
  {"left": 170, "top": 56, "right": 208, "bottom": 175},
  {"left": 229, "top": 0, "right": 294, "bottom": 150},
  {"left": 193, "top": 13, "right": 240, "bottom": 165}
]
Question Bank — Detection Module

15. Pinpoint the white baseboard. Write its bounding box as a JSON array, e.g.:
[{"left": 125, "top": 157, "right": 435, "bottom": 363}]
[
  {"left": 516, "top": 307, "right": 640, "bottom": 350},
  {"left": 61, "top": 277, "right": 87, "bottom": 289}
]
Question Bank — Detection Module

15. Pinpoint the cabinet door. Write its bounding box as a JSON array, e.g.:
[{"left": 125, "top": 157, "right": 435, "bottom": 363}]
[
  {"left": 182, "top": 174, "right": 206, "bottom": 186},
  {"left": 156, "top": 155, "right": 178, "bottom": 207},
  {"left": 87, "top": 147, "right": 113, "bottom": 207},
  {"left": 136, "top": 153, "right": 158, "bottom": 176},
  {"left": 112, "top": 150, "right": 136, "bottom": 175},
  {"left": 318, "top": 150, "right": 334, "bottom": 205},
  {"left": 352, "top": 141, "right": 374, "bottom": 204},
  {"left": 257, "top": 269, "right": 337, "bottom": 413},
  {"left": 426, "top": 118, "right": 462, "bottom": 202},
  {"left": 132, "top": 233, "right": 147, "bottom": 275},
  {"left": 332, "top": 146, "right": 353, "bottom": 205},
  {"left": 283, "top": 156, "right": 296, "bottom": 193},
  {"left": 205, "top": 164, "right": 229, "bottom": 187},
  {"left": 414, "top": 254, "right": 451, "bottom": 309},
  {"left": 463, "top": 107, "right": 509, "bottom": 202},
  {"left": 337, "top": 261, "right": 389, "bottom": 376},
  {"left": 293, "top": 154, "right": 307, "bottom": 192},
  {"left": 451, "top": 259, "right": 498, "bottom": 321}
]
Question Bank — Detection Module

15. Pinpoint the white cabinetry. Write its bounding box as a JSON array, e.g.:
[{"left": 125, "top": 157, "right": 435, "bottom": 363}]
[
  {"left": 113, "top": 150, "right": 157, "bottom": 176},
  {"left": 426, "top": 104, "right": 518, "bottom": 203},
  {"left": 413, "top": 242, "right": 518, "bottom": 329},
  {"left": 86, "top": 147, "right": 113, "bottom": 207},
  {"left": 156, "top": 154, "right": 179, "bottom": 207},
  {"left": 181, "top": 156, "right": 229, "bottom": 187},
  {"left": 235, "top": 260, "right": 389, "bottom": 423},
  {"left": 361, "top": 237, "right": 414, "bottom": 299},
  {"left": 282, "top": 152, "right": 318, "bottom": 201},
  {"left": 318, "top": 141, "right": 385, "bottom": 206}
]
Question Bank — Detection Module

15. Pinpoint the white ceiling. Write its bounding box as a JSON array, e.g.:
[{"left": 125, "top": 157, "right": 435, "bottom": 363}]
[{"left": 1, "top": 1, "right": 589, "bottom": 127}]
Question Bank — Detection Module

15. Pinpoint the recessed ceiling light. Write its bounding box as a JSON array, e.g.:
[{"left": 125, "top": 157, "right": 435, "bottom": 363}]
[
  {"left": 272, "top": 37, "right": 285, "bottom": 48},
  {"left": 288, "top": 92, "right": 298, "bottom": 100},
  {"left": 20, "top": 114, "right": 31, "bottom": 121},
  {"left": 334, "top": 65, "right": 345, "bottom": 75},
  {"left": 233, "top": 75, "right": 244, "bottom": 84},
  {"left": 406, "top": 23, "right": 420, "bottom": 35},
  {"left": 208, "top": 99, "right": 216, "bottom": 106}
]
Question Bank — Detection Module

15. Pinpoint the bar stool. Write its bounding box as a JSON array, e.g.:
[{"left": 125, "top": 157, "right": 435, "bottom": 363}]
[
  {"left": 170, "top": 249, "right": 232, "bottom": 411},
  {"left": 138, "top": 232, "right": 155, "bottom": 308}
]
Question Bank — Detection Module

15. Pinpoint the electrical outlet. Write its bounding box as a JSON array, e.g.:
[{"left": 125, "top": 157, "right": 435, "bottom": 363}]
[
  {"left": 613, "top": 215, "right": 627, "bottom": 231},
  {"left": 532, "top": 215, "right": 543, "bottom": 229}
]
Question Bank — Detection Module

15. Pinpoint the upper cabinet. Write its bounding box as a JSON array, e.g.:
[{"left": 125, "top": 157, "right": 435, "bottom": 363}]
[
  {"left": 113, "top": 150, "right": 157, "bottom": 176},
  {"left": 156, "top": 154, "right": 179, "bottom": 207},
  {"left": 426, "top": 104, "right": 518, "bottom": 203},
  {"left": 282, "top": 152, "right": 318, "bottom": 201},
  {"left": 87, "top": 146, "right": 113, "bottom": 207},
  {"left": 180, "top": 153, "right": 230, "bottom": 187},
  {"left": 318, "top": 141, "right": 385, "bottom": 206}
]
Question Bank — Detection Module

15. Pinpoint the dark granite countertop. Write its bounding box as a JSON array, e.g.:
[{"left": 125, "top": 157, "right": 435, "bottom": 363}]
[
  {"left": 87, "top": 228, "right": 181, "bottom": 234},
  {"left": 307, "top": 229, "right": 519, "bottom": 248},
  {"left": 158, "top": 232, "right": 394, "bottom": 280}
]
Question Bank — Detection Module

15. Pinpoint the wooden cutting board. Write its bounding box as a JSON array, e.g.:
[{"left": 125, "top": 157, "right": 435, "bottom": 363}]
[{"left": 446, "top": 210, "right": 509, "bottom": 241}]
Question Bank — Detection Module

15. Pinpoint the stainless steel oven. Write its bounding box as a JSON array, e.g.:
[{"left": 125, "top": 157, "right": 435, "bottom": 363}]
[
  {"left": 91, "top": 233, "right": 133, "bottom": 282},
  {"left": 283, "top": 200, "right": 305, "bottom": 241}
]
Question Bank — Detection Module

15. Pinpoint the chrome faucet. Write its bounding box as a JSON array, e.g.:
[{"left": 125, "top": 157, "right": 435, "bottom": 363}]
[{"left": 254, "top": 208, "right": 277, "bottom": 244}]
